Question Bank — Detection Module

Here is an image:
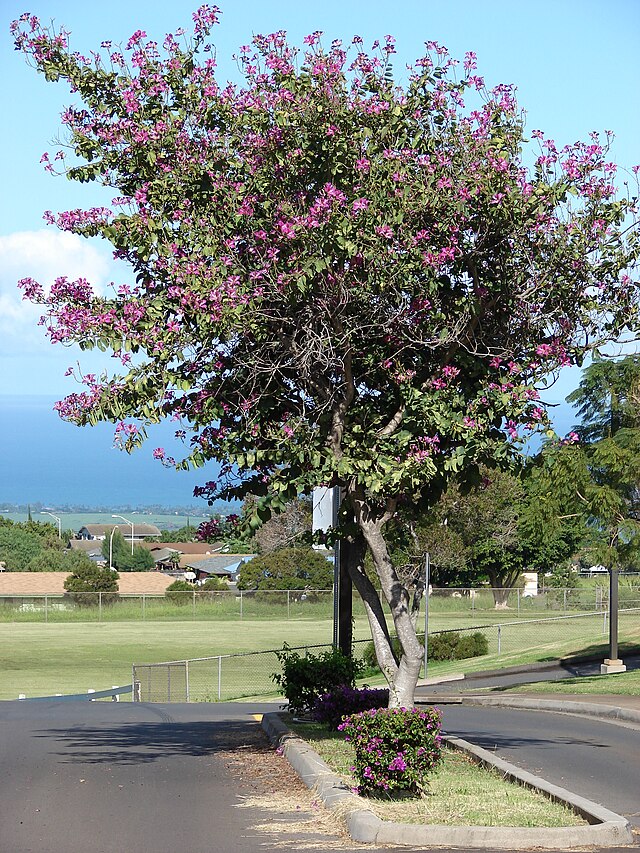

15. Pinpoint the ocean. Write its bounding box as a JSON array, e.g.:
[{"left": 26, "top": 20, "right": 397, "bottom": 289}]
[
  {"left": 0, "top": 395, "right": 218, "bottom": 508},
  {"left": 0, "top": 395, "right": 577, "bottom": 509}
]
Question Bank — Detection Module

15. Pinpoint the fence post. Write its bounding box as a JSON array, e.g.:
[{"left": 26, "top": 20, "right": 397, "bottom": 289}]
[
  {"left": 563, "top": 589, "right": 567, "bottom": 612},
  {"left": 497, "top": 624, "right": 502, "bottom": 655},
  {"left": 142, "top": 594, "right": 146, "bottom": 621},
  {"left": 287, "top": 590, "right": 290, "bottom": 620},
  {"left": 218, "top": 656, "right": 222, "bottom": 701},
  {"left": 517, "top": 588, "right": 520, "bottom": 616},
  {"left": 240, "top": 590, "right": 243, "bottom": 620},
  {"left": 44, "top": 594, "right": 48, "bottom": 624},
  {"left": 168, "top": 665, "right": 171, "bottom": 702},
  {"left": 192, "top": 590, "right": 196, "bottom": 619},
  {"left": 185, "top": 660, "right": 190, "bottom": 703},
  {"left": 99, "top": 592, "right": 102, "bottom": 623},
  {"left": 603, "top": 608, "right": 608, "bottom": 635}
]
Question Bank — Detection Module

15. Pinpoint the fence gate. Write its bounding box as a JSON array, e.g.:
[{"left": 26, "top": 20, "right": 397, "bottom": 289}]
[{"left": 133, "top": 661, "right": 188, "bottom": 703}]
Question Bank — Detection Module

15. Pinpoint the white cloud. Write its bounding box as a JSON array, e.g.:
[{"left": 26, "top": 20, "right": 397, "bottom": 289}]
[{"left": 0, "top": 229, "right": 127, "bottom": 394}]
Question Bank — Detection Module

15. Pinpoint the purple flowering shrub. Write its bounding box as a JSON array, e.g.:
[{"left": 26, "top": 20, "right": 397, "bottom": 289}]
[
  {"left": 338, "top": 706, "right": 443, "bottom": 796},
  {"left": 312, "top": 685, "right": 390, "bottom": 730}
]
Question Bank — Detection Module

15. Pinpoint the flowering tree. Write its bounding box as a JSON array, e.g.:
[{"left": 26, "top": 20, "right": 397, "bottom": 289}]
[{"left": 12, "top": 8, "right": 640, "bottom": 706}]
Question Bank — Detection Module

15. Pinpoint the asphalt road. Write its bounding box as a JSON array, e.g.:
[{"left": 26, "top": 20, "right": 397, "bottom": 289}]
[
  {"left": 440, "top": 703, "right": 640, "bottom": 828},
  {"left": 0, "top": 700, "right": 301, "bottom": 853},
  {"left": 1, "top": 696, "right": 639, "bottom": 853}
]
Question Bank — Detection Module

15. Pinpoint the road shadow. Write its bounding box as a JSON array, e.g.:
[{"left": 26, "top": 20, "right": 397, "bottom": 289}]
[{"left": 34, "top": 718, "right": 270, "bottom": 766}]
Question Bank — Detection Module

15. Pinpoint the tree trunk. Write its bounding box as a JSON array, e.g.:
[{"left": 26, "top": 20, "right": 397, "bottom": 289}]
[
  {"left": 350, "top": 495, "right": 424, "bottom": 708},
  {"left": 343, "top": 531, "right": 399, "bottom": 685},
  {"left": 488, "top": 569, "right": 520, "bottom": 608}
]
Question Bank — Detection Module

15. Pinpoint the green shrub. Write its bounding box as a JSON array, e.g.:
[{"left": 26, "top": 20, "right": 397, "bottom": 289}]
[
  {"left": 428, "top": 632, "right": 460, "bottom": 661},
  {"left": 64, "top": 564, "right": 119, "bottom": 607},
  {"left": 454, "top": 632, "right": 489, "bottom": 659},
  {"left": 272, "top": 645, "right": 363, "bottom": 715},
  {"left": 363, "top": 630, "right": 488, "bottom": 669},
  {"left": 237, "top": 547, "right": 333, "bottom": 590},
  {"left": 165, "top": 580, "right": 195, "bottom": 604},
  {"left": 362, "top": 635, "right": 401, "bottom": 670},
  {"left": 339, "top": 706, "right": 443, "bottom": 796},
  {"left": 200, "top": 577, "right": 228, "bottom": 591}
]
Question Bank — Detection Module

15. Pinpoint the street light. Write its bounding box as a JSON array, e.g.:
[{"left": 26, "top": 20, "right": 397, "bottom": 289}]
[
  {"left": 109, "top": 525, "right": 118, "bottom": 570},
  {"left": 41, "top": 511, "right": 61, "bottom": 539},
  {"left": 112, "top": 514, "right": 134, "bottom": 555}
]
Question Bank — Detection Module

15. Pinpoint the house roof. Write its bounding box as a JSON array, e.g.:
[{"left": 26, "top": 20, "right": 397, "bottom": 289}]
[
  {"left": 149, "top": 548, "right": 181, "bottom": 562},
  {"left": 68, "top": 540, "right": 104, "bottom": 555},
  {"left": 185, "top": 555, "right": 256, "bottom": 575},
  {"left": 139, "top": 541, "right": 220, "bottom": 555},
  {"left": 79, "top": 523, "right": 161, "bottom": 538},
  {"left": 0, "top": 572, "right": 174, "bottom": 595}
]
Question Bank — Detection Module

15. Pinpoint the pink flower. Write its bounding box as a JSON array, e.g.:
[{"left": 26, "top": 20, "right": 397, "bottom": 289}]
[{"left": 352, "top": 197, "right": 369, "bottom": 214}]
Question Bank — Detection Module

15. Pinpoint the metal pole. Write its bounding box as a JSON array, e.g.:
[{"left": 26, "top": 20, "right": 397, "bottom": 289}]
[
  {"left": 218, "top": 656, "right": 222, "bottom": 700},
  {"left": 423, "top": 553, "right": 430, "bottom": 678},
  {"left": 287, "top": 589, "right": 290, "bottom": 620},
  {"left": 40, "top": 511, "right": 61, "bottom": 539},
  {"left": 497, "top": 624, "right": 502, "bottom": 655},
  {"left": 99, "top": 591, "right": 102, "bottom": 622},
  {"left": 332, "top": 486, "right": 340, "bottom": 649},
  {"left": 185, "top": 660, "right": 190, "bottom": 703},
  {"left": 609, "top": 568, "right": 619, "bottom": 661},
  {"left": 45, "top": 594, "right": 48, "bottom": 624}
]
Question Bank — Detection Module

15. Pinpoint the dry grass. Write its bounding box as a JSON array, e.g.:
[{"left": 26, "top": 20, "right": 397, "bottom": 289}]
[{"left": 217, "top": 723, "right": 381, "bottom": 850}]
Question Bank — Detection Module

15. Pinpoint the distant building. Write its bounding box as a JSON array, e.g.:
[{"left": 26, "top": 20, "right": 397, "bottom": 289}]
[
  {"left": 77, "top": 523, "right": 161, "bottom": 542},
  {"left": 183, "top": 554, "right": 256, "bottom": 583},
  {"left": 67, "top": 539, "right": 105, "bottom": 563}
]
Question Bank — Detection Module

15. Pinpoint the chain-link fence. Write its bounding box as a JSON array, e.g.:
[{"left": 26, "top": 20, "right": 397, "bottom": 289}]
[
  {"left": 132, "top": 607, "right": 640, "bottom": 703},
  {"left": 2, "top": 581, "right": 639, "bottom": 623}
]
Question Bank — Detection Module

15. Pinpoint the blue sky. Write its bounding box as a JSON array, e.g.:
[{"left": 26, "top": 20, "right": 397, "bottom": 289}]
[{"left": 1, "top": 0, "right": 639, "bottom": 407}]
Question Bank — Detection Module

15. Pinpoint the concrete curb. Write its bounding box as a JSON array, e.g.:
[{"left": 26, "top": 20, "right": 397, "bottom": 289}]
[
  {"left": 418, "top": 694, "right": 640, "bottom": 725},
  {"left": 261, "top": 712, "right": 633, "bottom": 849}
]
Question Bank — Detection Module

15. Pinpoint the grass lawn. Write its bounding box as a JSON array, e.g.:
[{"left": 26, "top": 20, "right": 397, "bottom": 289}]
[
  {"left": 2, "top": 609, "right": 638, "bottom": 702},
  {"left": 495, "top": 667, "right": 640, "bottom": 696},
  {"left": 289, "top": 721, "right": 584, "bottom": 828},
  {"left": 0, "top": 619, "right": 343, "bottom": 700}
]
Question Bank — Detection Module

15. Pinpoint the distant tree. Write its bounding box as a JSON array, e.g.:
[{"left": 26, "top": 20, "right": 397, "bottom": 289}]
[
  {"left": 237, "top": 548, "right": 333, "bottom": 590},
  {"left": 253, "top": 497, "right": 311, "bottom": 554},
  {"left": 157, "top": 525, "right": 197, "bottom": 542},
  {"left": 0, "top": 519, "right": 61, "bottom": 570},
  {"left": 26, "top": 548, "right": 94, "bottom": 572},
  {"left": 567, "top": 355, "right": 640, "bottom": 442},
  {"left": 101, "top": 529, "right": 155, "bottom": 571},
  {"left": 0, "top": 526, "right": 43, "bottom": 571},
  {"left": 64, "top": 564, "right": 119, "bottom": 606}
]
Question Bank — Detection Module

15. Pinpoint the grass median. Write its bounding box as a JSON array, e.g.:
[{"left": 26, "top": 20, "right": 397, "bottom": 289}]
[
  {"left": 492, "top": 667, "right": 640, "bottom": 696},
  {"left": 288, "top": 719, "right": 585, "bottom": 828}
]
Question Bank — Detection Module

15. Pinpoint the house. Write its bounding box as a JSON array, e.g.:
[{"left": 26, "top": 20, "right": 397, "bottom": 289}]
[
  {"left": 183, "top": 554, "right": 256, "bottom": 583},
  {"left": 67, "top": 539, "right": 105, "bottom": 563},
  {"left": 77, "top": 523, "right": 161, "bottom": 543},
  {"left": 145, "top": 547, "right": 182, "bottom": 571}
]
